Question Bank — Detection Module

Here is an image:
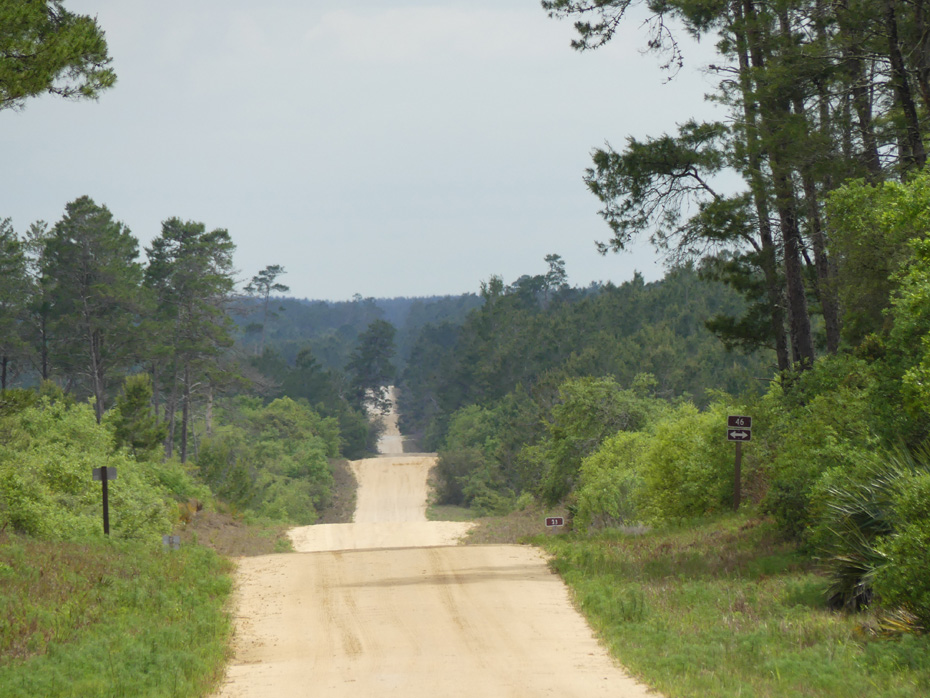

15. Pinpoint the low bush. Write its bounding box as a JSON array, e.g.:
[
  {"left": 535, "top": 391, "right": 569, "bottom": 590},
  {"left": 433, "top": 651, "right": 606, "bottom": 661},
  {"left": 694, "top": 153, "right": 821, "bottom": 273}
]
[
  {"left": 637, "top": 402, "right": 734, "bottom": 523},
  {"left": 0, "top": 399, "right": 174, "bottom": 541},
  {"left": 875, "top": 468, "right": 930, "bottom": 629},
  {"left": 573, "top": 431, "right": 647, "bottom": 532}
]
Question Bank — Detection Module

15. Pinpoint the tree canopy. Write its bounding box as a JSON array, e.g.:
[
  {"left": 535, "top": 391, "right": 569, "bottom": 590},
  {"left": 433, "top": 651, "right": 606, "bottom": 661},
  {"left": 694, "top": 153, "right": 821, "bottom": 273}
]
[{"left": 0, "top": 0, "right": 115, "bottom": 111}]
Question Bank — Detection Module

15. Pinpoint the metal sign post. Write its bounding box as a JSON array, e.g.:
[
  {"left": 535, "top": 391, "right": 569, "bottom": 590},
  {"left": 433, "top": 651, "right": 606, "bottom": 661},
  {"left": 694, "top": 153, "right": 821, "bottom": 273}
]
[
  {"left": 726, "top": 416, "right": 751, "bottom": 511},
  {"left": 92, "top": 466, "right": 117, "bottom": 535}
]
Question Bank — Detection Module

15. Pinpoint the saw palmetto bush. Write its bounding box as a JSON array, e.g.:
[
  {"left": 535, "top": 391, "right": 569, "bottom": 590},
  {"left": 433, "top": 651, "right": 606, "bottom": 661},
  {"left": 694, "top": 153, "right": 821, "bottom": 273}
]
[
  {"left": 874, "top": 467, "right": 930, "bottom": 632},
  {"left": 812, "top": 446, "right": 930, "bottom": 621}
]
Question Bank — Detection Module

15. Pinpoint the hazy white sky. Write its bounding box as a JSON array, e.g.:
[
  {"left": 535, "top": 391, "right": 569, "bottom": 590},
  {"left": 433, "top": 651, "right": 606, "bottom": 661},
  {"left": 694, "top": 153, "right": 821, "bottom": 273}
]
[{"left": 1, "top": 1, "right": 722, "bottom": 300}]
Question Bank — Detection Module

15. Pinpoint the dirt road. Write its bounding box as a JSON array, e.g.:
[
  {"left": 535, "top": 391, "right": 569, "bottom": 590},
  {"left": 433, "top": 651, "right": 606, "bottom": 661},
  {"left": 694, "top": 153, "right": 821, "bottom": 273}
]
[{"left": 213, "top": 401, "right": 656, "bottom": 698}]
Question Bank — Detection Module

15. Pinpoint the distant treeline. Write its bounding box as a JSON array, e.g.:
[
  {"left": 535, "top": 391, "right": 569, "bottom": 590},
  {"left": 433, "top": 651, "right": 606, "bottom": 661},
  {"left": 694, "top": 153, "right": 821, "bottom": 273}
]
[{"left": 234, "top": 293, "right": 483, "bottom": 372}]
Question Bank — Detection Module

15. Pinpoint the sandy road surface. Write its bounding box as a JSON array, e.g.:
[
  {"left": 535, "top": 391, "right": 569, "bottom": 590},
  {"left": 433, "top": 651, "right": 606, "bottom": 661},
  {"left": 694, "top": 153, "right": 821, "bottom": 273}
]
[{"left": 214, "top": 396, "right": 655, "bottom": 698}]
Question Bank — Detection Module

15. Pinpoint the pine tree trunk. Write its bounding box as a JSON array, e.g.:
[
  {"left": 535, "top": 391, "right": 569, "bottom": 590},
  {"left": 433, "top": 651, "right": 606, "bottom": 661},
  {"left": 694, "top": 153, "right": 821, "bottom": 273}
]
[
  {"left": 913, "top": 0, "right": 930, "bottom": 112},
  {"left": 90, "top": 328, "right": 106, "bottom": 423},
  {"left": 180, "top": 362, "right": 190, "bottom": 463},
  {"left": 39, "top": 313, "right": 50, "bottom": 380},
  {"left": 790, "top": 91, "right": 841, "bottom": 353},
  {"left": 164, "top": 367, "right": 178, "bottom": 459},
  {"left": 772, "top": 167, "right": 816, "bottom": 366},
  {"left": 205, "top": 383, "right": 214, "bottom": 438},
  {"left": 740, "top": 0, "right": 815, "bottom": 367},
  {"left": 151, "top": 362, "right": 160, "bottom": 421},
  {"left": 884, "top": 0, "right": 927, "bottom": 169},
  {"left": 733, "top": 3, "right": 791, "bottom": 370},
  {"left": 835, "top": 0, "right": 883, "bottom": 180}
]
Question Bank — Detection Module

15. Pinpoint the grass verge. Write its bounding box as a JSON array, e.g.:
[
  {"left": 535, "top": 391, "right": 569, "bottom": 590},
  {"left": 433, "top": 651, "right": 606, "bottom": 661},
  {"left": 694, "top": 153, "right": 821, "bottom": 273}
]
[
  {"left": 536, "top": 514, "right": 930, "bottom": 698},
  {"left": 0, "top": 532, "right": 233, "bottom": 697},
  {"left": 463, "top": 502, "right": 569, "bottom": 544}
]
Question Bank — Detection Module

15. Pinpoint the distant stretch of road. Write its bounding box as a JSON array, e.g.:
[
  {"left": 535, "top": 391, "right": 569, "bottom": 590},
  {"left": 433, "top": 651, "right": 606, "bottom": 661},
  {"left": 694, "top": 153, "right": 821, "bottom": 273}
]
[{"left": 212, "top": 398, "right": 655, "bottom": 698}]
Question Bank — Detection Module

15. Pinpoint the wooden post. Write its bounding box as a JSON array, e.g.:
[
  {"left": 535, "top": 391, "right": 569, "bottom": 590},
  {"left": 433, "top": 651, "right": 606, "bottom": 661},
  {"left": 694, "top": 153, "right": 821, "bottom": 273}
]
[
  {"left": 733, "top": 442, "right": 742, "bottom": 511},
  {"left": 101, "top": 465, "right": 110, "bottom": 536}
]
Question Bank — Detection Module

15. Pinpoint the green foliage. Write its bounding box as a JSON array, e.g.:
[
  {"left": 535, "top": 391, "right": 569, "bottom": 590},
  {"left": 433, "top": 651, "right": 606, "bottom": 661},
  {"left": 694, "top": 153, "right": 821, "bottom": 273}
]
[
  {"left": 890, "top": 236, "right": 930, "bottom": 421},
  {"left": 0, "top": 219, "right": 30, "bottom": 388},
  {"left": 0, "top": 399, "right": 173, "bottom": 540},
  {"left": 245, "top": 347, "right": 372, "bottom": 458},
  {"left": 401, "top": 263, "right": 771, "bottom": 450},
  {"left": 0, "top": 388, "right": 38, "bottom": 415},
  {"left": 583, "top": 120, "right": 729, "bottom": 254},
  {"left": 144, "top": 216, "right": 237, "bottom": 461},
  {"left": 434, "top": 405, "right": 499, "bottom": 504},
  {"left": 0, "top": 1, "right": 116, "bottom": 111},
  {"left": 573, "top": 431, "right": 648, "bottom": 532},
  {"left": 345, "top": 319, "right": 397, "bottom": 413},
  {"left": 827, "top": 174, "right": 930, "bottom": 345},
  {"left": 537, "top": 375, "right": 665, "bottom": 504},
  {"left": 196, "top": 397, "right": 337, "bottom": 524},
  {"left": 809, "top": 448, "right": 930, "bottom": 614},
  {"left": 753, "top": 354, "right": 884, "bottom": 540},
  {"left": 107, "top": 374, "right": 168, "bottom": 460},
  {"left": 243, "top": 264, "right": 289, "bottom": 356},
  {"left": 637, "top": 402, "right": 734, "bottom": 523},
  {"left": 875, "top": 469, "right": 930, "bottom": 629},
  {"left": 43, "top": 196, "right": 145, "bottom": 422}
]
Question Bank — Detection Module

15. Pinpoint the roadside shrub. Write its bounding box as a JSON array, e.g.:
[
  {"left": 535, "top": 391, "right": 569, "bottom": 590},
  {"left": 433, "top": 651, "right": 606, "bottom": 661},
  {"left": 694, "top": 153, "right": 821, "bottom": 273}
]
[
  {"left": 756, "top": 356, "right": 880, "bottom": 540},
  {"left": 0, "top": 400, "right": 172, "bottom": 540},
  {"left": 434, "top": 404, "right": 503, "bottom": 505},
  {"left": 811, "top": 448, "right": 930, "bottom": 613},
  {"left": 638, "top": 402, "right": 733, "bottom": 523},
  {"left": 874, "top": 468, "right": 930, "bottom": 629},
  {"left": 435, "top": 447, "right": 490, "bottom": 505},
  {"left": 537, "top": 376, "right": 665, "bottom": 505},
  {"left": 573, "top": 431, "right": 648, "bottom": 532}
]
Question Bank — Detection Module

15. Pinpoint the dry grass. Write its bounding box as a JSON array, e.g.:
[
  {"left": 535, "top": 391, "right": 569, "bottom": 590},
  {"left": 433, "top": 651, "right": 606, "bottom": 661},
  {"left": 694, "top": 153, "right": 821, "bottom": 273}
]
[
  {"left": 463, "top": 503, "right": 570, "bottom": 545},
  {"left": 317, "top": 458, "right": 358, "bottom": 524},
  {"left": 177, "top": 511, "right": 291, "bottom": 557}
]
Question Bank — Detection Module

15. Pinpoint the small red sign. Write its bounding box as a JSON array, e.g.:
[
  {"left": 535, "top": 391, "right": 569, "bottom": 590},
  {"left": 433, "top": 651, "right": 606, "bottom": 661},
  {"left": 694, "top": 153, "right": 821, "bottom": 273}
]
[
  {"left": 545, "top": 517, "right": 565, "bottom": 527},
  {"left": 727, "top": 415, "right": 752, "bottom": 429}
]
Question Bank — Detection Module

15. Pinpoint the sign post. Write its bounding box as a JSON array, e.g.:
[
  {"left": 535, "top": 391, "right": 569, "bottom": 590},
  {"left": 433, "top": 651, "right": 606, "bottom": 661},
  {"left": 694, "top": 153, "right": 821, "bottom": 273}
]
[
  {"left": 726, "top": 416, "right": 751, "bottom": 511},
  {"left": 92, "top": 466, "right": 117, "bottom": 535}
]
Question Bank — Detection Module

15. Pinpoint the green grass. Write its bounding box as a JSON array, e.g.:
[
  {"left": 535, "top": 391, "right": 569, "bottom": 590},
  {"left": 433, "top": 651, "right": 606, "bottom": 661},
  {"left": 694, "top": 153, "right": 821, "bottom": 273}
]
[
  {"left": 537, "top": 514, "right": 930, "bottom": 698},
  {"left": 0, "top": 533, "right": 233, "bottom": 697}
]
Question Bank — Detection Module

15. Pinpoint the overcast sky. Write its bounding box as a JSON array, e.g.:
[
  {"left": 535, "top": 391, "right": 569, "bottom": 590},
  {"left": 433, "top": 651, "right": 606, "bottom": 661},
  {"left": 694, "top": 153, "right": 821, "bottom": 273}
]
[{"left": 1, "top": 1, "right": 723, "bottom": 301}]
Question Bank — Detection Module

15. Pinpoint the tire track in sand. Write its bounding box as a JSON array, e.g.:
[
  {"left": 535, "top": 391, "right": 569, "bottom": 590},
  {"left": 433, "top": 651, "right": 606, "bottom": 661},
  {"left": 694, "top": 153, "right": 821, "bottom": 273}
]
[{"left": 213, "top": 390, "right": 658, "bottom": 698}]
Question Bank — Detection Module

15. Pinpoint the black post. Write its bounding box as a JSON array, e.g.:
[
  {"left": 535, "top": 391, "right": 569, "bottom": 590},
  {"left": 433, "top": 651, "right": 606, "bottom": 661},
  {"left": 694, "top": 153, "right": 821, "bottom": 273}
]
[
  {"left": 733, "top": 442, "right": 742, "bottom": 511},
  {"left": 101, "top": 465, "right": 110, "bottom": 536}
]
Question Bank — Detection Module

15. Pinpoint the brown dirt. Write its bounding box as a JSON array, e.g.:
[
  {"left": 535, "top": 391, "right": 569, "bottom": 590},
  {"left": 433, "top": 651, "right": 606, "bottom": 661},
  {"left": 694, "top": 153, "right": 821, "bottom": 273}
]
[{"left": 212, "top": 395, "right": 657, "bottom": 698}]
